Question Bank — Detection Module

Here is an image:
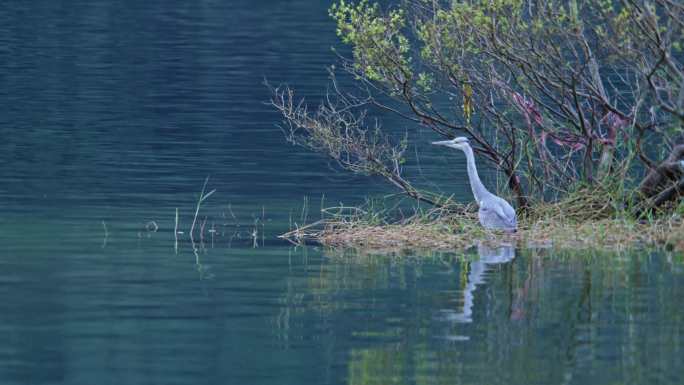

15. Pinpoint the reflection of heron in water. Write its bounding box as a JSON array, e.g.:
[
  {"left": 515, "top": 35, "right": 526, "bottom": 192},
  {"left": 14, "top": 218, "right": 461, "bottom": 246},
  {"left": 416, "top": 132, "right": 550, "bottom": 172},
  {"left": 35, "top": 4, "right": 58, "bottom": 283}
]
[{"left": 441, "top": 243, "right": 515, "bottom": 327}]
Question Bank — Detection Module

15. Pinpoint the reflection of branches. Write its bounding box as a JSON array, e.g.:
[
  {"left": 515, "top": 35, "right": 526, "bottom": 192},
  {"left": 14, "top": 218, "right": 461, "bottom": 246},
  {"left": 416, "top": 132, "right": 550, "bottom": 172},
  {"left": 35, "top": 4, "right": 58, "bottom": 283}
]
[
  {"left": 192, "top": 248, "right": 214, "bottom": 281},
  {"left": 276, "top": 246, "right": 684, "bottom": 383},
  {"left": 174, "top": 208, "right": 180, "bottom": 254},
  {"left": 101, "top": 220, "right": 109, "bottom": 248}
]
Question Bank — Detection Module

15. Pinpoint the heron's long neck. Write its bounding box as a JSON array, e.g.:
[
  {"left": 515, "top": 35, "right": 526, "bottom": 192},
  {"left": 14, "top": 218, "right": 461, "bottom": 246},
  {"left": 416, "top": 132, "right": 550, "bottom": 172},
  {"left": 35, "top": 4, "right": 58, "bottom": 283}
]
[{"left": 462, "top": 145, "right": 491, "bottom": 202}]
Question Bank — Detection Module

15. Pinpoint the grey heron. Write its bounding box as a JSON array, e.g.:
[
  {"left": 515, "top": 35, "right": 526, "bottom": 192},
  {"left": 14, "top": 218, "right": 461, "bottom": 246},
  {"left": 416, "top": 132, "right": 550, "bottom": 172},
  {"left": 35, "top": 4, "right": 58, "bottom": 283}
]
[{"left": 432, "top": 137, "right": 517, "bottom": 231}]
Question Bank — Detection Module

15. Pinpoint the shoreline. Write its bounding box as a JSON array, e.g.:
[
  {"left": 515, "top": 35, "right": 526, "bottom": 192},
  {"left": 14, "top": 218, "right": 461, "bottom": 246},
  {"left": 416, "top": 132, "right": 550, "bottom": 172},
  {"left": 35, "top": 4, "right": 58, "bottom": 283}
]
[{"left": 282, "top": 214, "right": 684, "bottom": 253}]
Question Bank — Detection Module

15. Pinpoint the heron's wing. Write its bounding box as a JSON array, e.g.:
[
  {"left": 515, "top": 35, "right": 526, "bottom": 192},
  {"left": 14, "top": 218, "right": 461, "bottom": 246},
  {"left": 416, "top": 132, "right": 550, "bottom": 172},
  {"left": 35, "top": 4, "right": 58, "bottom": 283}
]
[
  {"left": 499, "top": 199, "right": 517, "bottom": 224},
  {"left": 481, "top": 198, "right": 516, "bottom": 227},
  {"left": 480, "top": 199, "right": 505, "bottom": 219}
]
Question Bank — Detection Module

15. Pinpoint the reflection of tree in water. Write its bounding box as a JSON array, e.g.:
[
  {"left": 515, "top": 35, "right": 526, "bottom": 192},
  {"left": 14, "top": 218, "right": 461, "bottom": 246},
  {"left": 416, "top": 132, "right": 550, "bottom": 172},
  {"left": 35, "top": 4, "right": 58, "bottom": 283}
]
[{"left": 277, "top": 247, "right": 684, "bottom": 385}]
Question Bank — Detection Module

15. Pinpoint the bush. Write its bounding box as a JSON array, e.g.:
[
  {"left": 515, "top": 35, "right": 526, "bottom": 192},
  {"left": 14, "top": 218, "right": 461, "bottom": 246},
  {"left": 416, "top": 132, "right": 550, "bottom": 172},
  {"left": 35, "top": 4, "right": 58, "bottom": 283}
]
[{"left": 272, "top": 0, "right": 684, "bottom": 215}]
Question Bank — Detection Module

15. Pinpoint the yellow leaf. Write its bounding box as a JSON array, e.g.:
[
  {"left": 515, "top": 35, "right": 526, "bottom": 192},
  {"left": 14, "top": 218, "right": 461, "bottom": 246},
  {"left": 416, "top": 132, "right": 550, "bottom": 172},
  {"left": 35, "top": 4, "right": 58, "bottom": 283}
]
[{"left": 463, "top": 83, "right": 473, "bottom": 124}]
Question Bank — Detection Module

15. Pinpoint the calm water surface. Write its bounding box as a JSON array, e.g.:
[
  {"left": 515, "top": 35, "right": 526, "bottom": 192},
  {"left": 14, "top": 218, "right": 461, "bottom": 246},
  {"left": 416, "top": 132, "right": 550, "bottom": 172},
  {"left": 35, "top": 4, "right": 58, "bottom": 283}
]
[{"left": 0, "top": 1, "right": 683, "bottom": 384}]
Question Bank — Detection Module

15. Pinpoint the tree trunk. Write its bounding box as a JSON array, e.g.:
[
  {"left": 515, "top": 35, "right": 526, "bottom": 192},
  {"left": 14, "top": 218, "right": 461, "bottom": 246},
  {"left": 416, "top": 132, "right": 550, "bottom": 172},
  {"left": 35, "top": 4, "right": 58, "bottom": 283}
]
[
  {"left": 507, "top": 170, "right": 529, "bottom": 212},
  {"left": 637, "top": 144, "right": 684, "bottom": 214}
]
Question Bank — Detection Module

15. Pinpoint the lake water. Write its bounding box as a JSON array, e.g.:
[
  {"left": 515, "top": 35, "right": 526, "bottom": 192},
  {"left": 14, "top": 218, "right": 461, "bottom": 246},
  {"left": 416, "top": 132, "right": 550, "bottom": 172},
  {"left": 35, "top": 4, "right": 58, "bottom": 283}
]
[{"left": 1, "top": 1, "right": 683, "bottom": 384}]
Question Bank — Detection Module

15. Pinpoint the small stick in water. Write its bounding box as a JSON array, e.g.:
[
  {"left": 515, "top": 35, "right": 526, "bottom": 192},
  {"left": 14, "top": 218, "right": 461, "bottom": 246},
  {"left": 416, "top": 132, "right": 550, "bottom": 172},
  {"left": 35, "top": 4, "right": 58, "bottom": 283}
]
[{"left": 190, "top": 176, "right": 216, "bottom": 247}]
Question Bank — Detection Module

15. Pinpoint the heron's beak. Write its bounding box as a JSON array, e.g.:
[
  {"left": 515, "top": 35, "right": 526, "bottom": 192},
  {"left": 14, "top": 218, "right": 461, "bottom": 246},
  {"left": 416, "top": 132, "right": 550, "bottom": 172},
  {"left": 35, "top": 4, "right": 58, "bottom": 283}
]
[{"left": 431, "top": 140, "right": 453, "bottom": 146}]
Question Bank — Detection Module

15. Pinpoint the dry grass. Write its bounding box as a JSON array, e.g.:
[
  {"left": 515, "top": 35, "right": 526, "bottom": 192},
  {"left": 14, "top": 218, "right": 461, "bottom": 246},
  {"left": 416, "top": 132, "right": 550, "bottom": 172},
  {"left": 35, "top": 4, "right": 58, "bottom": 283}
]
[
  {"left": 281, "top": 191, "right": 684, "bottom": 253},
  {"left": 306, "top": 215, "right": 684, "bottom": 253}
]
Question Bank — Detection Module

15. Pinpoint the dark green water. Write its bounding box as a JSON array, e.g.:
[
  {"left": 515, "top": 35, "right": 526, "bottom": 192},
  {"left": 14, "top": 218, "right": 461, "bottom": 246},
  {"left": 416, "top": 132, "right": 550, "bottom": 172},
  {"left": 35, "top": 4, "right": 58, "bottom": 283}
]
[{"left": 1, "top": 1, "right": 683, "bottom": 384}]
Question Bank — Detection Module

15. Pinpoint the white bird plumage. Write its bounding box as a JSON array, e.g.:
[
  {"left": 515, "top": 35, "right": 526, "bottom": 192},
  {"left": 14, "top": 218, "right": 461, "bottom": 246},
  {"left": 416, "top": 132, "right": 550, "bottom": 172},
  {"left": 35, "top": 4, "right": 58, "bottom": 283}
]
[{"left": 432, "top": 137, "right": 517, "bottom": 231}]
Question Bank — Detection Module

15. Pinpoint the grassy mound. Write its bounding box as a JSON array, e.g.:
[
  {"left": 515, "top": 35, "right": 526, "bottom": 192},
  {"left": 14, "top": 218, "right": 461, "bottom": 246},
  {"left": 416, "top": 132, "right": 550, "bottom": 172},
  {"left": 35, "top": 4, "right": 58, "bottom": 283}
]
[{"left": 282, "top": 190, "right": 684, "bottom": 252}]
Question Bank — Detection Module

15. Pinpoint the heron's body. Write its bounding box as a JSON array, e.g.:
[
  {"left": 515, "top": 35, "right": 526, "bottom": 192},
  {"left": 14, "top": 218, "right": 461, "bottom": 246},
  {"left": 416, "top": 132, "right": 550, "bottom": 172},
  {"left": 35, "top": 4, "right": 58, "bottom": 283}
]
[
  {"left": 432, "top": 137, "right": 517, "bottom": 231},
  {"left": 477, "top": 194, "right": 517, "bottom": 230}
]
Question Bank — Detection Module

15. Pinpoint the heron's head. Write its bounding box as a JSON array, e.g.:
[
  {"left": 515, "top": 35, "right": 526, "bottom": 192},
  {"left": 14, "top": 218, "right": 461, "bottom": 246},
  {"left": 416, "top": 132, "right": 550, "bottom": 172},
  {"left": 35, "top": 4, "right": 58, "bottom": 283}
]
[{"left": 431, "top": 137, "right": 470, "bottom": 151}]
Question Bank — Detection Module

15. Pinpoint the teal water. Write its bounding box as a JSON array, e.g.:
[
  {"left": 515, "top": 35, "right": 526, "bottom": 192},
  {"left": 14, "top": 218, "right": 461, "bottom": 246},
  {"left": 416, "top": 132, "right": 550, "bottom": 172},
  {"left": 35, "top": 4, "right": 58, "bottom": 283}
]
[{"left": 0, "top": 1, "right": 683, "bottom": 384}]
